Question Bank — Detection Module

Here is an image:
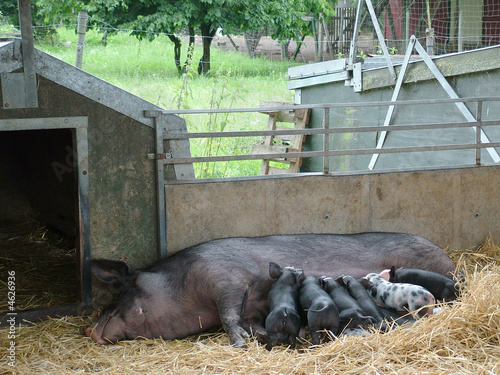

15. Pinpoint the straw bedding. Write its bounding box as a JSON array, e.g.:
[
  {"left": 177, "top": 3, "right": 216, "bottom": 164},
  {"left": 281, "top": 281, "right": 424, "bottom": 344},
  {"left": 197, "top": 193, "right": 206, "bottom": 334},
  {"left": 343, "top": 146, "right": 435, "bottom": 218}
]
[
  {"left": 0, "top": 222, "right": 78, "bottom": 312},
  {"left": 1, "top": 235, "right": 500, "bottom": 374}
]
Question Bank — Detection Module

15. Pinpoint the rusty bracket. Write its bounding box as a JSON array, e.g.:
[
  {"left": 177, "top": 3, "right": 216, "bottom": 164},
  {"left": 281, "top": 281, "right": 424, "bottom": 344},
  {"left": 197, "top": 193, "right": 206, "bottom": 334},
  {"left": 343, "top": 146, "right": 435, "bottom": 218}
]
[{"left": 147, "top": 152, "right": 172, "bottom": 160}]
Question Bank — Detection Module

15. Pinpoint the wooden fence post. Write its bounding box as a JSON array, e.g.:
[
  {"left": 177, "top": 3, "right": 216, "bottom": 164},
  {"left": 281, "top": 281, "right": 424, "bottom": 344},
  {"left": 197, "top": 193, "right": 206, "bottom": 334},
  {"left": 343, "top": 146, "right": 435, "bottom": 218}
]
[{"left": 76, "top": 12, "right": 88, "bottom": 69}]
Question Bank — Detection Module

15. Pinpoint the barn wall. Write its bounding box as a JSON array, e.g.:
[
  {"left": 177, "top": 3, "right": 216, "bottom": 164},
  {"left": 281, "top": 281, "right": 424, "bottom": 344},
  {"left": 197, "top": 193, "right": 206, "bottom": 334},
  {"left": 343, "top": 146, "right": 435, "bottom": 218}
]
[
  {"left": 0, "top": 76, "right": 157, "bottom": 268},
  {"left": 165, "top": 165, "right": 500, "bottom": 254}
]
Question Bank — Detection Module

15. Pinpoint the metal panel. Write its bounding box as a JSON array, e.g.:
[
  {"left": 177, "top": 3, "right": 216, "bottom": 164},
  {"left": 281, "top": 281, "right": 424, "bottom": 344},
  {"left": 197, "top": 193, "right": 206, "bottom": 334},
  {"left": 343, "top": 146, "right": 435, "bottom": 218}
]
[{"left": 1, "top": 73, "right": 27, "bottom": 109}]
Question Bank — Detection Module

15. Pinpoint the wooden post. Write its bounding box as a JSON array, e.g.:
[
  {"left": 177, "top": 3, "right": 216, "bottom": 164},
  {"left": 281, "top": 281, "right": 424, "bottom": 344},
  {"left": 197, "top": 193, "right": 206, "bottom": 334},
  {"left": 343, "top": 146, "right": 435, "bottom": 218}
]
[
  {"left": 76, "top": 12, "right": 88, "bottom": 69},
  {"left": 426, "top": 28, "right": 434, "bottom": 55}
]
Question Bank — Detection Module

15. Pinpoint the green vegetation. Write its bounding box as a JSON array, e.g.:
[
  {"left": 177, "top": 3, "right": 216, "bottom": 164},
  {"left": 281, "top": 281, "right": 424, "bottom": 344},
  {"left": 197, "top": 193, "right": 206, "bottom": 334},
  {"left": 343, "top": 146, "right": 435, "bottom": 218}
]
[
  {"left": 34, "top": 0, "right": 334, "bottom": 74},
  {"left": 35, "top": 27, "right": 298, "bottom": 178}
]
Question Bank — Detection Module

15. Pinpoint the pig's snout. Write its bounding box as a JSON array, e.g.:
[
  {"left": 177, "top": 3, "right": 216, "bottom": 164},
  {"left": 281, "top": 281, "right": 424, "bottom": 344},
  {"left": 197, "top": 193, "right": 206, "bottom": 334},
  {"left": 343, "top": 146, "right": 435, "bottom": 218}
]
[{"left": 85, "top": 325, "right": 109, "bottom": 345}]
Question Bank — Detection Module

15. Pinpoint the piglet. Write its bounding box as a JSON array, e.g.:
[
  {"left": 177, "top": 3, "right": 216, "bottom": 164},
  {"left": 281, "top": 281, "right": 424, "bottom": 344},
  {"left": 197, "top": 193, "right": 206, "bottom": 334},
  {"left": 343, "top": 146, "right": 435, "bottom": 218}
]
[
  {"left": 265, "top": 262, "right": 305, "bottom": 350},
  {"left": 341, "top": 275, "right": 394, "bottom": 330},
  {"left": 363, "top": 273, "right": 435, "bottom": 318},
  {"left": 299, "top": 276, "right": 340, "bottom": 345},
  {"left": 320, "top": 276, "right": 375, "bottom": 332},
  {"left": 382, "top": 266, "right": 459, "bottom": 302}
]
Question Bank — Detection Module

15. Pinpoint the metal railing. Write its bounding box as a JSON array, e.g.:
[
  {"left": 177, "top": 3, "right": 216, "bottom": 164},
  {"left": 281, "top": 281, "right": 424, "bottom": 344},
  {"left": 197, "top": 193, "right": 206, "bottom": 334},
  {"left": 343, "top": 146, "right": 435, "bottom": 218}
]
[{"left": 152, "top": 96, "right": 500, "bottom": 178}]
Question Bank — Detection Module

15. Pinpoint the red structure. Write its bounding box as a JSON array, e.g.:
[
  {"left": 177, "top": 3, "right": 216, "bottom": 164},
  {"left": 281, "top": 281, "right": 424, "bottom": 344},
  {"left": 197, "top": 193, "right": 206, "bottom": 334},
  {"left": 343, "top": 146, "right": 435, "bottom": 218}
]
[{"left": 382, "top": 0, "right": 500, "bottom": 54}]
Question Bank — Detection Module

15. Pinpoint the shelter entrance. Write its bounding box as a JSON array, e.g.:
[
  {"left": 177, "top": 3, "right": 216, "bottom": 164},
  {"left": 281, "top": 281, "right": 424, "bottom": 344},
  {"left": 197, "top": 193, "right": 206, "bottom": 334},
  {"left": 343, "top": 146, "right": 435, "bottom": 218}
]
[{"left": 0, "top": 117, "right": 91, "bottom": 325}]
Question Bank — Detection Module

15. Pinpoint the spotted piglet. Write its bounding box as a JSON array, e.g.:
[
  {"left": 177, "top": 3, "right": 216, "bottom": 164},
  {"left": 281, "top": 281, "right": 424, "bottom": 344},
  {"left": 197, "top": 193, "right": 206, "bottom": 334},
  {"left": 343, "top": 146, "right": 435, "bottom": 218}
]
[
  {"left": 383, "top": 266, "right": 459, "bottom": 302},
  {"left": 265, "top": 262, "right": 305, "bottom": 350},
  {"left": 363, "top": 272, "right": 435, "bottom": 318}
]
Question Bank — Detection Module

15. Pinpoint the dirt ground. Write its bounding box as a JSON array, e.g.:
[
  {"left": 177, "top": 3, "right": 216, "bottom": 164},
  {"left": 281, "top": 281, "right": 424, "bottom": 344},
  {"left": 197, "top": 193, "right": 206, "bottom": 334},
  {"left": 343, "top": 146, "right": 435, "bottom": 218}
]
[
  {"left": 182, "top": 30, "right": 378, "bottom": 66},
  {"left": 213, "top": 34, "right": 325, "bottom": 64},
  {"left": 209, "top": 33, "right": 377, "bottom": 64}
]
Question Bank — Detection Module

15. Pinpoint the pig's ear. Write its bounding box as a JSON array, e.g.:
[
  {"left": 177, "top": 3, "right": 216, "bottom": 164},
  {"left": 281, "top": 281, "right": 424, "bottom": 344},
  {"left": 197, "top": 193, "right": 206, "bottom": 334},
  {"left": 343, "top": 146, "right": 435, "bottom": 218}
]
[
  {"left": 359, "top": 277, "right": 370, "bottom": 289},
  {"left": 335, "top": 275, "right": 345, "bottom": 286},
  {"left": 296, "top": 271, "right": 305, "bottom": 285},
  {"left": 390, "top": 266, "right": 396, "bottom": 279},
  {"left": 269, "top": 262, "right": 282, "bottom": 279},
  {"left": 90, "top": 259, "right": 135, "bottom": 284},
  {"left": 318, "top": 276, "right": 328, "bottom": 288}
]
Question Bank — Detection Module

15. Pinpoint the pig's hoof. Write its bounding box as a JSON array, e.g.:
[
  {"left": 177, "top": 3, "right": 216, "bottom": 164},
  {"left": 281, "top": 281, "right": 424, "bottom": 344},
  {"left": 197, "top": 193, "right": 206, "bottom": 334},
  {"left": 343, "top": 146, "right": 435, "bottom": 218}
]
[
  {"left": 229, "top": 327, "right": 250, "bottom": 348},
  {"left": 231, "top": 338, "right": 247, "bottom": 348}
]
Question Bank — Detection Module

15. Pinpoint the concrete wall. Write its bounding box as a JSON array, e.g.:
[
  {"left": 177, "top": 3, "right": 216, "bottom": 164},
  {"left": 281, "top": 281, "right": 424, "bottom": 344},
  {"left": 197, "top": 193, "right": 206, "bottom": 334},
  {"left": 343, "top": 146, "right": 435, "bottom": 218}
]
[{"left": 165, "top": 165, "right": 500, "bottom": 254}]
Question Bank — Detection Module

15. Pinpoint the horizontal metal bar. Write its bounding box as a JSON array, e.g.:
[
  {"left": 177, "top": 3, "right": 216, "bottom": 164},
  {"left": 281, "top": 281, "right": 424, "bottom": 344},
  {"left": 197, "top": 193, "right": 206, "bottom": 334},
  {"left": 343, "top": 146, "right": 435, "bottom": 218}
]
[
  {"left": 163, "top": 141, "right": 500, "bottom": 165},
  {"left": 0, "top": 116, "right": 88, "bottom": 131},
  {"left": 150, "top": 96, "right": 500, "bottom": 115},
  {"left": 164, "top": 119, "right": 500, "bottom": 140}
]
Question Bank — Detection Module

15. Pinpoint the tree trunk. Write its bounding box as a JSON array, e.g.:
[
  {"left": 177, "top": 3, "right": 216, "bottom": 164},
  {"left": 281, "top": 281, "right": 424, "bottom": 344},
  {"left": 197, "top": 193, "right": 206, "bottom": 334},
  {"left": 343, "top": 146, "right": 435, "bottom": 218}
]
[
  {"left": 198, "top": 23, "right": 216, "bottom": 75},
  {"left": 167, "top": 34, "right": 182, "bottom": 74},
  {"left": 244, "top": 29, "right": 265, "bottom": 57}
]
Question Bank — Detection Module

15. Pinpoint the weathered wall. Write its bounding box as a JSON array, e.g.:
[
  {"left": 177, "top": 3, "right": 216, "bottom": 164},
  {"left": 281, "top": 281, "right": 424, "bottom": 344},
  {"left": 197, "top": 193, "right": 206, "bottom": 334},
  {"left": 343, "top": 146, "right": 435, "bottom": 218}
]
[
  {"left": 0, "top": 76, "right": 157, "bottom": 267},
  {"left": 165, "top": 165, "right": 500, "bottom": 254}
]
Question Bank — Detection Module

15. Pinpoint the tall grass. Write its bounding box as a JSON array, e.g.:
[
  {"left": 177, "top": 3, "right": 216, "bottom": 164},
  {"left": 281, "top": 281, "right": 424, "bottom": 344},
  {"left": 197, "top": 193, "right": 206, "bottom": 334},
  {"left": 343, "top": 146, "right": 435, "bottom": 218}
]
[{"left": 35, "top": 27, "right": 300, "bottom": 178}]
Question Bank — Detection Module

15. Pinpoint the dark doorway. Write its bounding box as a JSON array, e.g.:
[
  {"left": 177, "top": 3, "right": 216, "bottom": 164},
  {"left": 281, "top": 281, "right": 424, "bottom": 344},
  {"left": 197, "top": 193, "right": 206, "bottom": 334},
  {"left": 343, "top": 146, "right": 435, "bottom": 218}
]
[{"left": 0, "top": 129, "right": 80, "bottom": 315}]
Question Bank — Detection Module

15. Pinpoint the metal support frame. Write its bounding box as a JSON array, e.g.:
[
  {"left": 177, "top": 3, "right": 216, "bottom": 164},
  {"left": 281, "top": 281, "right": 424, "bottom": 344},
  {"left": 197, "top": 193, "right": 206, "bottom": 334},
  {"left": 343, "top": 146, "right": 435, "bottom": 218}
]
[
  {"left": 348, "top": 0, "right": 362, "bottom": 67},
  {"left": 368, "top": 37, "right": 417, "bottom": 169},
  {"left": 145, "top": 111, "right": 168, "bottom": 260},
  {"left": 18, "top": 0, "right": 38, "bottom": 108},
  {"left": 368, "top": 36, "right": 500, "bottom": 170},
  {"left": 323, "top": 108, "right": 330, "bottom": 174},
  {"left": 145, "top": 111, "right": 195, "bottom": 260},
  {"left": 364, "top": 0, "right": 396, "bottom": 80},
  {"left": 0, "top": 116, "right": 91, "bottom": 325},
  {"left": 348, "top": 0, "right": 396, "bottom": 82}
]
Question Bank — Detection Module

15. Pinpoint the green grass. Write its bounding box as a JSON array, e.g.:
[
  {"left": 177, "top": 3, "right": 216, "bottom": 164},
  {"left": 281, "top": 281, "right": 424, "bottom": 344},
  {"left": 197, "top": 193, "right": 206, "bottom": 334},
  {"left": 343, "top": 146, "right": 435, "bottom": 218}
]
[{"left": 35, "top": 27, "right": 301, "bottom": 178}]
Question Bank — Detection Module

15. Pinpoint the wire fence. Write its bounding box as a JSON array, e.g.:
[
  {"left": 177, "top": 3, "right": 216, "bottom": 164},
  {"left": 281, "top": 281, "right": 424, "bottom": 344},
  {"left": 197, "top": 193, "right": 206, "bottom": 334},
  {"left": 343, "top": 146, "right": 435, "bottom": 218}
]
[{"left": 3, "top": 0, "right": 499, "bottom": 70}]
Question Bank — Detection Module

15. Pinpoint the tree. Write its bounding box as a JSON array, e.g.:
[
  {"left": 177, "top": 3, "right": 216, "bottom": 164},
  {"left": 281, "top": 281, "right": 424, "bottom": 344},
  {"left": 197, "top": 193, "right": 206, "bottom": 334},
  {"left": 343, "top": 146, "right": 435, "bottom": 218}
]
[
  {"left": 35, "top": 0, "right": 336, "bottom": 74},
  {"left": 1, "top": 0, "right": 57, "bottom": 39}
]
